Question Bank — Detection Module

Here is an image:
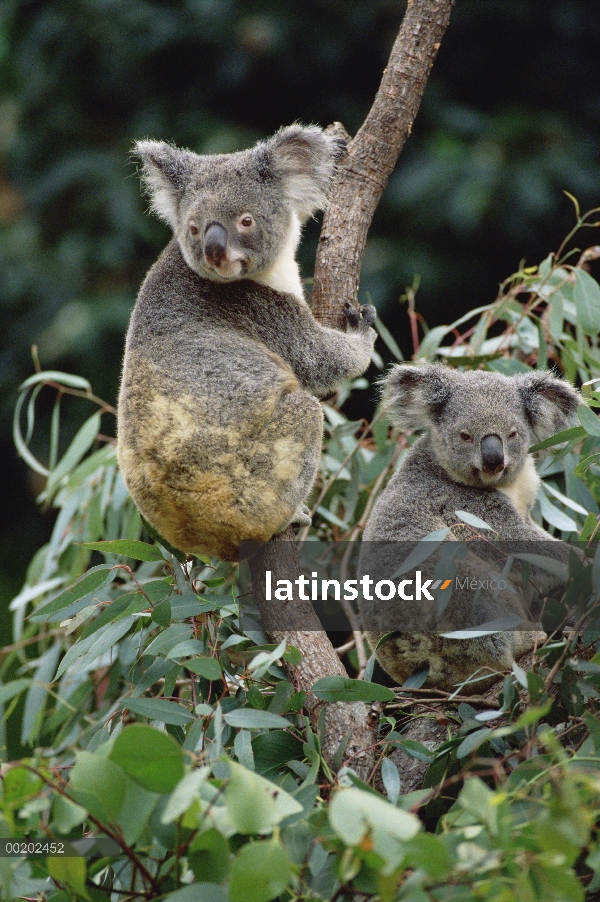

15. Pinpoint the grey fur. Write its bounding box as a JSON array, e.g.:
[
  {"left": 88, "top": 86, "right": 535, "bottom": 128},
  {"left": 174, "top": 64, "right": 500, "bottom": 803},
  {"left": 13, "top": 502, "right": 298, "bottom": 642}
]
[
  {"left": 118, "top": 125, "right": 376, "bottom": 561},
  {"left": 360, "top": 363, "right": 581, "bottom": 689}
]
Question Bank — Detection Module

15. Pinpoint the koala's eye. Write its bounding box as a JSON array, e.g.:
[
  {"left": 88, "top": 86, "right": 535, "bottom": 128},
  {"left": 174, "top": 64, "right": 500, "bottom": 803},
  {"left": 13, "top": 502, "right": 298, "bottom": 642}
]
[
  {"left": 237, "top": 214, "right": 255, "bottom": 231},
  {"left": 460, "top": 431, "right": 473, "bottom": 442},
  {"left": 189, "top": 222, "right": 199, "bottom": 237},
  {"left": 508, "top": 429, "right": 518, "bottom": 439}
]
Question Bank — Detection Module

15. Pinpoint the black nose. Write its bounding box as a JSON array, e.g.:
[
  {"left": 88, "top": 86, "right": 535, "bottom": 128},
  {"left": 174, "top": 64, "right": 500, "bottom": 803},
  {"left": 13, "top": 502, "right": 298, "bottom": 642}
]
[
  {"left": 480, "top": 434, "right": 504, "bottom": 474},
  {"left": 204, "top": 223, "right": 228, "bottom": 266}
]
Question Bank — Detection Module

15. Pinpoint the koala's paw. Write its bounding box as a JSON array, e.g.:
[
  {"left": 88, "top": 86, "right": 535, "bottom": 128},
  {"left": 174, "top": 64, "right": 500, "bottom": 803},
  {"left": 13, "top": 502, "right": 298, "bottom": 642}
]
[
  {"left": 344, "top": 302, "right": 376, "bottom": 332},
  {"left": 360, "top": 304, "right": 376, "bottom": 326},
  {"left": 291, "top": 504, "right": 312, "bottom": 527}
]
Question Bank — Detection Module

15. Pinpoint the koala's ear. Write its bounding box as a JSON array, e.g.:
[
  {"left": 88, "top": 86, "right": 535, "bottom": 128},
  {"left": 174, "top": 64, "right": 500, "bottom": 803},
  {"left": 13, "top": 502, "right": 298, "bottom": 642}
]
[
  {"left": 267, "top": 125, "right": 344, "bottom": 222},
  {"left": 381, "top": 364, "right": 454, "bottom": 431},
  {"left": 516, "top": 372, "right": 581, "bottom": 441},
  {"left": 133, "top": 140, "right": 196, "bottom": 229}
]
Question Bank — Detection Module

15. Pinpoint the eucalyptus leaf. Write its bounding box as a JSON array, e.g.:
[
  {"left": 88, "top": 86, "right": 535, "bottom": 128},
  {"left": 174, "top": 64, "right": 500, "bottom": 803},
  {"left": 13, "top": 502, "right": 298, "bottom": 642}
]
[
  {"left": 126, "top": 697, "right": 195, "bottom": 725},
  {"left": 311, "top": 676, "right": 394, "bottom": 703}
]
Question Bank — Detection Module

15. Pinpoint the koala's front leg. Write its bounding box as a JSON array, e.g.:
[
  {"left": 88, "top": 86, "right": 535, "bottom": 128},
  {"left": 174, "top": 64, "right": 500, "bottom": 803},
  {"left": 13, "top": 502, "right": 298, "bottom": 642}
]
[{"left": 291, "top": 302, "right": 377, "bottom": 397}]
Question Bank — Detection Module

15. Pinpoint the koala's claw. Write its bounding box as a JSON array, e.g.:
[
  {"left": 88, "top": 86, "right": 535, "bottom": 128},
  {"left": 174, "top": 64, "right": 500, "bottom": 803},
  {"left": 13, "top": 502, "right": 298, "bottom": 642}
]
[
  {"left": 343, "top": 302, "right": 376, "bottom": 331},
  {"left": 343, "top": 303, "right": 361, "bottom": 330},
  {"left": 291, "top": 504, "right": 312, "bottom": 527},
  {"left": 360, "top": 304, "right": 376, "bottom": 326}
]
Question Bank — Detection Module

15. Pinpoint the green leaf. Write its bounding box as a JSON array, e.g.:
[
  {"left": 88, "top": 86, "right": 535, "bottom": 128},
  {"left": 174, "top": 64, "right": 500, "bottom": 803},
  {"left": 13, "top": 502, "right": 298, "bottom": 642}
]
[
  {"left": 52, "top": 793, "right": 87, "bottom": 834},
  {"left": 458, "top": 776, "right": 498, "bottom": 835},
  {"left": 21, "top": 644, "right": 61, "bottom": 743},
  {"left": 110, "top": 724, "right": 184, "bottom": 792},
  {"left": 56, "top": 615, "right": 136, "bottom": 679},
  {"left": 0, "top": 678, "right": 31, "bottom": 706},
  {"left": 145, "top": 623, "right": 192, "bottom": 657},
  {"left": 152, "top": 599, "right": 172, "bottom": 626},
  {"left": 125, "top": 697, "right": 194, "bottom": 726},
  {"left": 455, "top": 510, "right": 493, "bottom": 531},
  {"left": 184, "top": 657, "right": 223, "bottom": 681},
  {"left": 140, "top": 514, "right": 187, "bottom": 562},
  {"left": 584, "top": 713, "right": 600, "bottom": 755},
  {"left": 189, "top": 829, "right": 230, "bottom": 884},
  {"left": 160, "top": 767, "right": 210, "bottom": 823},
  {"left": 235, "top": 729, "right": 256, "bottom": 771},
  {"left": 311, "top": 676, "right": 394, "bottom": 703},
  {"left": 160, "top": 886, "right": 227, "bottom": 902},
  {"left": 394, "top": 739, "right": 433, "bottom": 762},
  {"left": 456, "top": 728, "right": 491, "bottom": 759},
  {"left": 69, "top": 751, "right": 126, "bottom": 822},
  {"left": 46, "top": 857, "right": 90, "bottom": 901},
  {"left": 329, "top": 787, "right": 420, "bottom": 870},
  {"left": 223, "top": 709, "right": 291, "bottom": 730},
  {"left": 46, "top": 411, "right": 101, "bottom": 493},
  {"left": 574, "top": 269, "right": 600, "bottom": 335},
  {"left": 79, "top": 539, "right": 164, "bottom": 562},
  {"left": 375, "top": 316, "right": 404, "bottom": 361},
  {"left": 381, "top": 757, "right": 401, "bottom": 804},
  {"left": 391, "top": 528, "right": 451, "bottom": 577},
  {"left": 224, "top": 760, "right": 302, "bottom": 834},
  {"left": 34, "top": 565, "right": 114, "bottom": 618},
  {"left": 578, "top": 403, "right": 600, "bottom": 437},
  {"left": 229, "top": 840, "right": 291, "bottom": 902},
  {"left": 418, "top": 324, "right": 450, "bottom": 359},
  {"left": 511, "top": 553, "right": 568, "bottom": 580},
  {"left": 251, "top": 731, "right": 303, "bottom": 776},
  {"left": 402, "top": 667, "right": 429, "bottom": 689},
  {"left": 19, "top": 370, "right": 92, "bottom": 392},
  {"left": 539, "top": 494, "right": 578, "bottom": 533},
  {"left": 118, "top": 782, "right": 160, "bottom": 846},
  {"left": 529, "top": 425, "right": 586, "bottom": 452}
]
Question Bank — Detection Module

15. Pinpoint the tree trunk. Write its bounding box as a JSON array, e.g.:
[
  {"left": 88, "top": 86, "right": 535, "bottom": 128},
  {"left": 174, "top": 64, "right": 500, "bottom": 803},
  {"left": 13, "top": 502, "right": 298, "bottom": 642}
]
[
  {"left": 312, "top": 0, "right": 456, "bottom": 328},
  {"left": 247, "top": 530, "right": 379, "bottom": 774},
  {"left": 250, "top": 0, "right": 455, "bottom": 781}
]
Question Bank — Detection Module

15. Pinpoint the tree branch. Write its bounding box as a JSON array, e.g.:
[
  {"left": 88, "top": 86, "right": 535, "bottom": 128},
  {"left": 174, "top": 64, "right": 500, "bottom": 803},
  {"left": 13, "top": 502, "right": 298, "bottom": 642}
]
[
  {"left": 312, "top": 0, "right": 456, "bottom": 327},
  {"left": 250, "top": 0, "right": 455, "bottom": 780}
]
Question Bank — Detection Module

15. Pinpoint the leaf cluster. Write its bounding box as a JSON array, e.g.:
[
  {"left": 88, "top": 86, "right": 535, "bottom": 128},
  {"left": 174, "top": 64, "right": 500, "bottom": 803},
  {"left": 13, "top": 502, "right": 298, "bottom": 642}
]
[{"left": 4, "top": 216, "right": 600, "bottom": 900}]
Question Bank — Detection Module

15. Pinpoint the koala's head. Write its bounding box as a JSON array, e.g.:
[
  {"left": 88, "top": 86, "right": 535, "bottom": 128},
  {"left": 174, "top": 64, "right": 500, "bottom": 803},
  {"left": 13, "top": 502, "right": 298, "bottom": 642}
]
[
  {"left": 382, "top": 364, "right": 580, "bottom": 488},
  {"left": 133, "top": 125, "right": 344, "bottom": 282}
]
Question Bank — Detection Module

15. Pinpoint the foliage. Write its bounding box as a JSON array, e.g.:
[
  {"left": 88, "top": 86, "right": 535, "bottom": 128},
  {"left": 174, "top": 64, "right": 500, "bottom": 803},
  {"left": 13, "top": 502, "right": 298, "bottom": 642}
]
[
  {"left": 2, "top": 0, "right": 600, "bottom": 607},
  {"left": 2, "top": 215, "right": 600, "bottom": 899}
]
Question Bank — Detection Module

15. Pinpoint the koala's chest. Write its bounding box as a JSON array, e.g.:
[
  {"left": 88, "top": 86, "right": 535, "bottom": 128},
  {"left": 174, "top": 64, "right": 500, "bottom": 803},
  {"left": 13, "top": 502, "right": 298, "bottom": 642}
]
[{"left": 495, "top": 456, "right": 540, "bottom": 519}]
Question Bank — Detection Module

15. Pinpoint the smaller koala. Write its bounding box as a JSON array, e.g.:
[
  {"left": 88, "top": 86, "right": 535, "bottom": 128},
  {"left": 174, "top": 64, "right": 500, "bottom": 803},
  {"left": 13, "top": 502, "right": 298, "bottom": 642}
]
[
  {"left": 359, "top": 363, "right": 581, "bottom": 689},
  {"left": 118, "top": 125, "right": 376, "bottom": 561}
]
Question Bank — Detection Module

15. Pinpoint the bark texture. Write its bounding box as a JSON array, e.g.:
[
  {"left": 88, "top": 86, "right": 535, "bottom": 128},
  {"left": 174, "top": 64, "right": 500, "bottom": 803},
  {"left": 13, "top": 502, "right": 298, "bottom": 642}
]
[
  {"left": 312, "top": 0, "right": 456, "bottom": 328},
  {"left": 248, "top": 529, "right": 379, "bottom": 774},
  {"left": 250, "top": 0, "right": 455, "bottom": 780}
]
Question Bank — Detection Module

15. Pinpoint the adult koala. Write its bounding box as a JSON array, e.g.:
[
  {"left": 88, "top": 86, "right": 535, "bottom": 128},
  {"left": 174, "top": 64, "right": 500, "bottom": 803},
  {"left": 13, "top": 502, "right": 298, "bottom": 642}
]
[
  {"left": 359, "top": 364, "right": 581, "bottom": 689},
  {"left": 118, "top": 125, "right": 376, "bottom": 561}
]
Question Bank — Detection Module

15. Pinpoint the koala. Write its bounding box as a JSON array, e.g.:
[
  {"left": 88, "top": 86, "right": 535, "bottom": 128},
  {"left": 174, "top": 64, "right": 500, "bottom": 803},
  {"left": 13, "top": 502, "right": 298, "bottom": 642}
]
[
  {"left": 117, "top": 125, "right": 376, "bottom": 562},
  {"left": 359, "top": 363, "right": 581, "bottom": 690}
]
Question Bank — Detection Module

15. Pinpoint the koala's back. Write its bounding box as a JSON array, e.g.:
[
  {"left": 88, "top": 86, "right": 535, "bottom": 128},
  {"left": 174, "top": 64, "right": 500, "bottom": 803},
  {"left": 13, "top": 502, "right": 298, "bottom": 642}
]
[{"left": 118, "top": 241, "right": 322, "bottom": 560}]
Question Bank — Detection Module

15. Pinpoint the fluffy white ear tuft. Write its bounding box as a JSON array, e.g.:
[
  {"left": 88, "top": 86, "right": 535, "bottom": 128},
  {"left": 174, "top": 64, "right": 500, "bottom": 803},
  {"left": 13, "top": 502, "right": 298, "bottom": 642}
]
[
  {"left": 516, "top": 372, "right": 581, "bottom": 442},
  {"left": 268, "top": 125, "right": 345, "bottom": 223},
  {"left": 381, "top": 364, "right": 454, "bottom": 432},
  {"left": 133, "top": 140, "right": 196, "bottom": 229}
]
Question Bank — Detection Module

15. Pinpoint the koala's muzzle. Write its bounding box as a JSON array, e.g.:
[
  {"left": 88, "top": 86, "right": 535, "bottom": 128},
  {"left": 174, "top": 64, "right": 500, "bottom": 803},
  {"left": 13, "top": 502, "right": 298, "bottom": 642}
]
[
  {"left": 204, "top": 222, "right": 228, "bottom": 267},
  {"left": 480, "top": 434, "right": 504, "bottom": 474}
]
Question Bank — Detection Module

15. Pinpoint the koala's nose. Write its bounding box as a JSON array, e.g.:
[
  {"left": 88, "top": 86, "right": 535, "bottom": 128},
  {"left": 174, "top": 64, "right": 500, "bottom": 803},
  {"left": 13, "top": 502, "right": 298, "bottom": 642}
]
[
  {"left": 480, "top": 434, "right": 504, "bottom": 474},
  {"left": 204, "top": 223, "right": 228, "bottom": 267}
]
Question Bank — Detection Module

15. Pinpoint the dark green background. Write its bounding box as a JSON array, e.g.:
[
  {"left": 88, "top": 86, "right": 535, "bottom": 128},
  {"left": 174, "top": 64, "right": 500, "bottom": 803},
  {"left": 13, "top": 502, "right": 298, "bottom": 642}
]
[{"left": 1, "top": 0, "right": 600, "bottom": 627}]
